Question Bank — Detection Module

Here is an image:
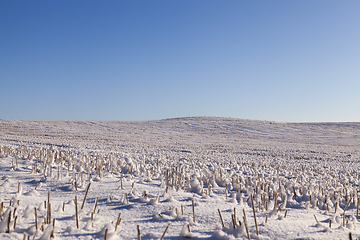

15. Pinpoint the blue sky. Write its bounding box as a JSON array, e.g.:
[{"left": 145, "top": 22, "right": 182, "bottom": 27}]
[{"left": 1, "top": 1, "right": 359, "bottom": 122}]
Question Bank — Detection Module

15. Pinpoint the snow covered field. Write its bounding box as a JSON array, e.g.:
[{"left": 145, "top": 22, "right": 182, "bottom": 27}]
[{"left": 0, "top": 117, "right": 360, "bottom": 240}]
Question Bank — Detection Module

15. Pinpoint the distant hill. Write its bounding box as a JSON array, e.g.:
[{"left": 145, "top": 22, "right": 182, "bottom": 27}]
[{"left": 1, "top": 117, "right": 359, "bottom": 160}]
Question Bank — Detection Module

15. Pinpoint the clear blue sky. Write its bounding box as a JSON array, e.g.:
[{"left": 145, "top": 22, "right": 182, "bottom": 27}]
[{"left": 1, "top": 1, "right": 359, "bottom": 122}]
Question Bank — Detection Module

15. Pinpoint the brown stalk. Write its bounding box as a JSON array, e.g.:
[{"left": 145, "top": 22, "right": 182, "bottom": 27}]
[
  {"left": 251, "top": 195, "right": 259, "bottom": 235},
  {"left": 357, "top": 197, "right": 360, "bottom": 220},
  {"left": 93, "top": 197, "right": 99, "bottom": 214},
  {"left": 121, "top": 174, "right": 123, "bottom": 189},
  {"left": 13, "top": 216, "right": 18, "bottom": 230},
  {"left": 231, "top": 214, "right": 236, "bottom": 229},
  {"left": 314, "top": 215, "right": 319, "bottom": 224},
  {"left": 34, "top": 208, "right": 38, "bottom": 230},
  {"left": 115, "top": 212, "right": 122, "bottom": 231},
  {"left": 75, "top": 196, "right": 79, "bottom": 229},
  {"left": 81, "top": 182, "right": 91, "bottom": 210},
  {"left": 50, "top": 218, "right": 55, "bottom": 238},
  {"left": 218, "top": 209, "right": 225, "bottom": 228},
  {"left": 32, "top": 230, "right": 38, "bottom": 240},
  {"left": 47, "top": 190, "right": 51, "bottom": 224},
  {"left": 6, "top": 210, "right": 11, "bottom": 233},
  {"left": 103, "top": 228, "right": 107, "bottom": 240},
  {"left": 243, "top": 209, "right": 251, "bottom": 240},
  {"left": 125, "top": 193, "right": 129, "bottom": 204},
  {"left": 0, "top": 202, "right": 3, "bottom": 221},
  {"left": 160, "top": 223, "right": 170, "bottom": 240},
  {"left": 192, "top": 199, "right": 195, "bottom": 223},
  {"left": 137, "top": 225, "right": 141, "bottom": 240}
]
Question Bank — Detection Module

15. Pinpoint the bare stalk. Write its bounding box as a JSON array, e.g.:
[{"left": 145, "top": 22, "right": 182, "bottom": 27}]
[
  {"left": 218, "top": 209, "right": 225, "bottom": 228},
  {"left": 243, "top": 209, "right": 251, "bottom": 240},
  {"left": 190, "top": 199, "right": 196, "bottom": 224},
  {"left": 81, "top": 182, "right": 91, "bottom": 210},
  {"left": 75, "top": 196, "right": 79, "bottom": 229},
  {"left": 251, "top": 195, "right": 259, "bottom": 235},
  {"left": 137, "top": 225, "right": 141, "bottom": 240},
  {"left": 160, "top": 223, "right": 170, "bottom": 240}
]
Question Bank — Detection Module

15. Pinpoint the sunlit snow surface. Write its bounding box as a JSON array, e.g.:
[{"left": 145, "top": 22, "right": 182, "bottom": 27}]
[{"left": 0, "top": 117, "right": 360, "bottom": 239}]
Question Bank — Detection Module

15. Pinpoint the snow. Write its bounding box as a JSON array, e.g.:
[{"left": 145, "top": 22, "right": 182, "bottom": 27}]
[{"left": 0, "top": 117, "right": 360, "bottom": 239}]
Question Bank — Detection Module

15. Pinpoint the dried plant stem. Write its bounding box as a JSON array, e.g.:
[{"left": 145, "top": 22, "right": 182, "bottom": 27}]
[
  {"left": 13, "top": 207, "right": 17, "bottom": 218},
  {"left": 243, "top": 209, "right": 251, "bottom": 240},
  {"left": 34, "top": 208, "right": 38, "bottom": 230},
  {"left": 121, "top": 174, "right": 123, "bottom": 189},
  {"left": 75, "top": 196, "right": 79, "bottom": 229},
  {"left": 93, "top": 197, "right": 99, "bottom": 214},
  {"left": 115, "top": 212, "right": 122, "bottom": 231},
  {"left": 192, "top": 199, "right": 195, "bottom": 223},
  {"left": 104, "top": 228, "right": 108, "bottom": 240},
  {"left": 357, "top": 197, "right": 360, "bottom": 220},
  {"left": 314, "top": 215, "right": 319, "bottom": 224},
  {"left": 50, "top": 218, "right": 55, "bottom": 238},
  {"left": 32, "top": 230, "right": 38, "bottom": 240},
  {"left": 251, "top": 195, "right": 259, "bottom": 235},
  {"left": 13, "top": 216, "right": 18, "bottom": 230},
  {"left": 344, "top": 199, "right": 352, "bottom": 212},
  {"left": 0, "top": 202, "right": 3, "bottom": 221},
  {"left": 234, "top": 207, "right": 237, "bottom": 223},
  {"left": 335, "top": 202, "right": 338, "bottom": 213},
  {"left": 12, "top": 158, "right": 15, "bottom": 170},
  {"left": 137, "top": 225, "right": 141, "bottom": 240},
  {"left": 160, "top": 223, "right": 170, "bottom": 240},
  {"left": 81, "top": 182, "right": 91, "bottom": 210},
  {"left": 125, "top": 193, "right": 129, "bottom": 204},
  {"left": 46, "top": 190, "right": 51, "bottom": 224},
  {"left": 231, "top": 214, "right": 236, "bottom": 229},
  {"left": 48, "top": 202, "right": 51, "bottom": 224},
  {"left": 6, "top": 210, "right": 11, "bottom": 233},
  {"left": 218, "top": 209, "right": 225, "bottom": 228}
]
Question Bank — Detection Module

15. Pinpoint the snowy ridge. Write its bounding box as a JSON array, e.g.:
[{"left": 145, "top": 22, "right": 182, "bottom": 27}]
[
  {"left": 1, "top": 117, "right": 359, "bottom": 162},
  {"left": 1, "top": 116, "right": 359, "bottom": 146}
]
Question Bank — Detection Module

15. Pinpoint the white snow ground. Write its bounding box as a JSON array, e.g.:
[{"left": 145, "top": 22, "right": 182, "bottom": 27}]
[{"left": 0, "top": 117, "right": 360, "bottom": 240}]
